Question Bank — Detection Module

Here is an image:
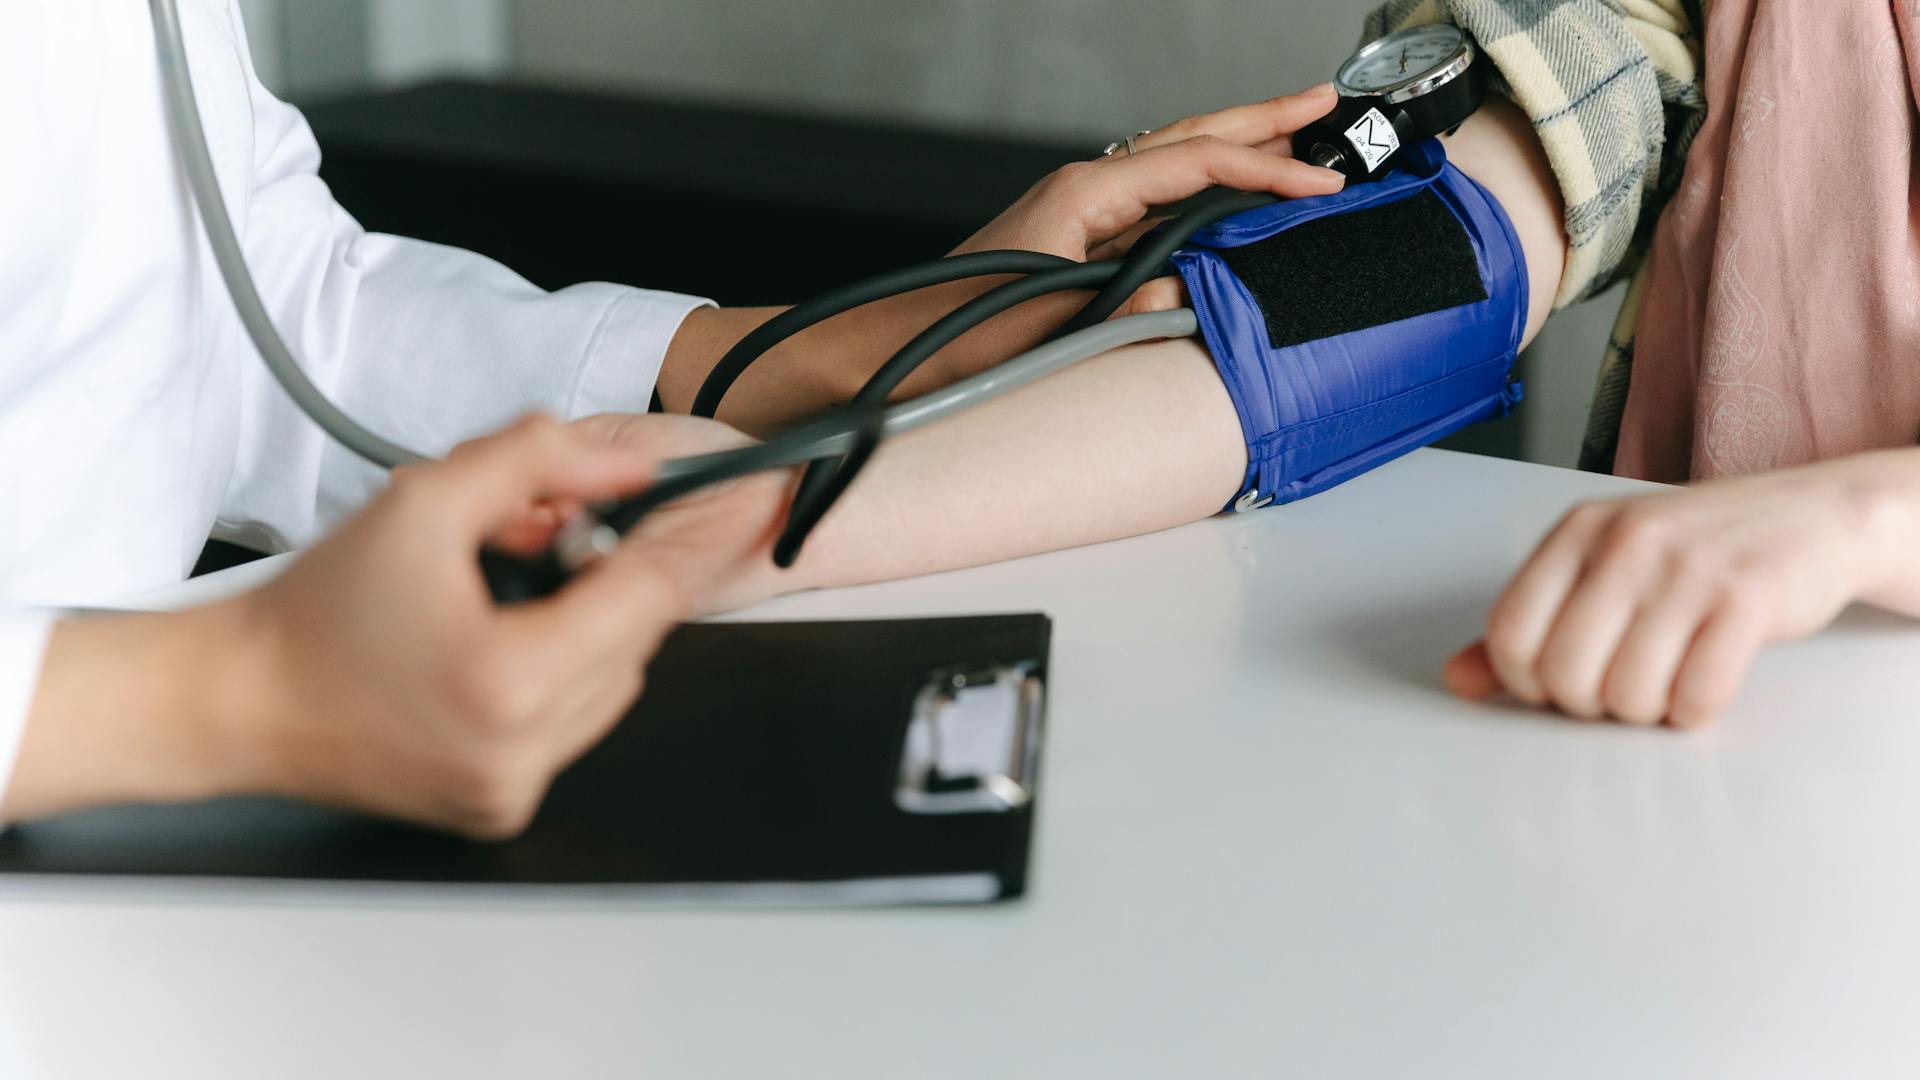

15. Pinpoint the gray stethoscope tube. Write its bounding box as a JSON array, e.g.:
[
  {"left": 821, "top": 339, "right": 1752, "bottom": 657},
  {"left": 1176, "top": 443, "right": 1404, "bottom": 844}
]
[
  {"left": 146, "top": 0, "right": 1197, "bottom": 583},
  {"left": 656, "top": 307, "right": 1196, "bottom": 478},
  {"left": 149, "top": 0, "right": 424, "bottom": 470}
]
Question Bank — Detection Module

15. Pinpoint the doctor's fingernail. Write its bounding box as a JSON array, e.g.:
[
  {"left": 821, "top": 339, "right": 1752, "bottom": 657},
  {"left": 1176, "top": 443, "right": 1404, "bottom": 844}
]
[{"left": 1305, "top": 82, "right": 1336, "bottom": 97}]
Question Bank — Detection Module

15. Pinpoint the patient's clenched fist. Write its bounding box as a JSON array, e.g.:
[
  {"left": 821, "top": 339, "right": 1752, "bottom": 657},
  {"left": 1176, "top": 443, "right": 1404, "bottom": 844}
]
[{"left": 1446, "top": 452, "right": 1920, "bottom": 729}]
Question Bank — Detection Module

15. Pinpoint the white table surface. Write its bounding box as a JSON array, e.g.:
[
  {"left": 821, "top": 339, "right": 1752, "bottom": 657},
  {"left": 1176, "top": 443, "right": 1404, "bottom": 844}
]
[{"left": 4, "top": 448, "right": 1918, "bottom": 1079}]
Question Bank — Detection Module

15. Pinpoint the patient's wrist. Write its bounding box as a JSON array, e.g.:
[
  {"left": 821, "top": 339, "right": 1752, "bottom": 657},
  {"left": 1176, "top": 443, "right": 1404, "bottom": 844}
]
[
  {"left": 1848, "top": 448, "right": 1920, "bottom": 615},
  {"left": 659, "top": 283, "right": 1055, "bottom": 436},
  {"left": 656, "top": 306, "right": 778, "bottom": 418},
  {"left": 660, "top": 304, "right": 880, "bottom": 435}
]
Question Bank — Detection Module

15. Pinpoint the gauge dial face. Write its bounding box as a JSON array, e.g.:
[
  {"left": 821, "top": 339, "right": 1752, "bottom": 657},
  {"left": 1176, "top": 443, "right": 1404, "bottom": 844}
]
[{"left": 1337, "top": 24, "right": 1469, "bottom": 95}]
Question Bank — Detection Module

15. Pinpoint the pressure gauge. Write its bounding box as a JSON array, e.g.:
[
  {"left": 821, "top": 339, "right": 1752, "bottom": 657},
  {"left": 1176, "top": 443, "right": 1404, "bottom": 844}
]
[
  {"left": 1295, "top": 23, "right": 1489, "bottom": 182},
  {"left": 1336, "top": 23, "right": 1476, "bottom": 101}
]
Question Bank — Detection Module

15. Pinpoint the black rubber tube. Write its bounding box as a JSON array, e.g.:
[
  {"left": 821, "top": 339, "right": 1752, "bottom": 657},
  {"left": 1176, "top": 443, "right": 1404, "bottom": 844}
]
[
  {"left": 690, "top": 250, "right": 1078, "bottom": 419},
  {"left": 1050, "top": 187, "right": 1278, "bottom": 340},
  {"left": 772, "top": 260, "right": 1122, "bottom": 562},
  {"left": 772, "top": 188, "right": 1285, "bottom": 561}
]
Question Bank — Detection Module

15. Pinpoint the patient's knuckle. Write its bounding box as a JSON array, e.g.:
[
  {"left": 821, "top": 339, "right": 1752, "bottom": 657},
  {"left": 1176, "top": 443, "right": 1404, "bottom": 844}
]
[
  {"left": 1601, "top": 674, "right": 1663, "bottom": 727},
  {"left": 1666, "top": 542, "right": 1717, "bottom": 583},
  {"left": 1670, "top": 684, "right": 1730, "bottom": 730},
  {"left": 1483, "top": 612, "right": 1532, "bottom": 671},
  {"left": 1602, "top": 510, "right": 1671, "bottom": 562},
  {"left": 1542, "top": 670, "right": 1602, "bottom": 720},
  {"left": 1715, "top": 578, "right": 1770, "bottom": 623},
  {"left": 1684, "top": 555, "right": 1744, "bottom": 604},
  {"left": 1560, "top": 500, "right": 1613, "bottom": 535}
]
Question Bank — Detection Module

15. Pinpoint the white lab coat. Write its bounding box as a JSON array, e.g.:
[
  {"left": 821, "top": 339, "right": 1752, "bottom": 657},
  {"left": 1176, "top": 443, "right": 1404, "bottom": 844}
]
[{"left": 0, "top": 2, "right": 708, "bottom": 801}]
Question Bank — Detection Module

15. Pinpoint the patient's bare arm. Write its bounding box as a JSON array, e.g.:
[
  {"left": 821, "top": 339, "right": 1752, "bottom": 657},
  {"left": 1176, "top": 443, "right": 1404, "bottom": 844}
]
[
  {"left": 740, "top": 95, "right": 1567, "bottom": 597},
  {"left": 613, "top": 97, "right": 1566, "bottom": 605},
  {"left": 1447, "top": 95, "right": 1565, "bottom": 346}
]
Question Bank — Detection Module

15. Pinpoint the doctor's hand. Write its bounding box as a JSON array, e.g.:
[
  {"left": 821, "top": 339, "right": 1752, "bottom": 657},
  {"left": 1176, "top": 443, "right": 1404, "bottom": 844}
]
[
  {"left": 563, "top": 412, "right": 795, "bottom": 614},
  {"left": 239, "top": 414, "right": 788, "bottom": 837},
  {"left": 4, "top": 415, "right": 784, "bottom": 836},
  {"left": 1442, "top": 451, "right": 1920, "bottom": 729}
]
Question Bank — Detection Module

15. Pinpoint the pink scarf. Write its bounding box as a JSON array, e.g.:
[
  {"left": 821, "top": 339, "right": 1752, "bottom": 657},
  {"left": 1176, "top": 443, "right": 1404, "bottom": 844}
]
[{"left": 1615, "top": 0, "right": 1920, "bottom": 481}]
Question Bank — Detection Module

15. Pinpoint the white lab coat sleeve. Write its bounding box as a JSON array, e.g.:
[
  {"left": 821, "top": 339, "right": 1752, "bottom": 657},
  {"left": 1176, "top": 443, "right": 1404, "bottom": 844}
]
[
  {"left": 0, "top": 612, "right": 54, "bottom": 819},
  {"left": 213, "top": 7, "right": 711, "bottom": 552}
]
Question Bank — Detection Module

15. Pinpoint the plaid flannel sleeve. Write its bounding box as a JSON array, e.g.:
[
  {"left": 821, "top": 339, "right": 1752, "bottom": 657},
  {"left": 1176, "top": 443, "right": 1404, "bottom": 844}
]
[{"left": 1363, "top": 0, "right": 1705, "bottom": 309}]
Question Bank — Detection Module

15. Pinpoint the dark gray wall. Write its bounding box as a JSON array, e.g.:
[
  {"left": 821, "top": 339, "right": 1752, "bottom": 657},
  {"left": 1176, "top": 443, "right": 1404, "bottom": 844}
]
[
  {"left": 510, "top": 0, "right": 1368, "bottom": 143},
  {"left": 237, "top": 0, "right": 507, "bottom": 98}
]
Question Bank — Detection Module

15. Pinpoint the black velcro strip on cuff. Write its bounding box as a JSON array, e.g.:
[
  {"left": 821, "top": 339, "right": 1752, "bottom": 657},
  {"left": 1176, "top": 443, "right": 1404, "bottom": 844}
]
[{"left": 1214, "top": 188, "right": 1488, "bottom": 350}]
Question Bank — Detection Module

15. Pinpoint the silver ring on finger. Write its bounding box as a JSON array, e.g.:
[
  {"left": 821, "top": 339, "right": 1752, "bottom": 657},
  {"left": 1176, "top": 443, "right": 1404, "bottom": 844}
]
[{"left": 1099, "top": 130, "right": 1154, "bottom": 159}]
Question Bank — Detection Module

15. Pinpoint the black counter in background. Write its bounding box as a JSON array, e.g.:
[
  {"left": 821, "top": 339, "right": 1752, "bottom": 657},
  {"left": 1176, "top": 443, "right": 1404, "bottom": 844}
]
[
  {"left": 300, "top": 79, "right": 1085, "bottom": 305},
  {"left": 202, "top": 79, "right": 1521, "bottom": 577}
]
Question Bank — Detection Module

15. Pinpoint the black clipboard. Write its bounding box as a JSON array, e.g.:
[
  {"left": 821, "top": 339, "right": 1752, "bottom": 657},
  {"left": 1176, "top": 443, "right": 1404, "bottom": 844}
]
[{"left": 0, "top": 615, "right": 1050, "bottom": 906}]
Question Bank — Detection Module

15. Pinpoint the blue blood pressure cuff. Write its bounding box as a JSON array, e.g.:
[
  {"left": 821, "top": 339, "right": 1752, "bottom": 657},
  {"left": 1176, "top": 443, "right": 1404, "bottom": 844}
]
[{"left": 1171, "top": 138, "right": 1527, "bottom": 512}]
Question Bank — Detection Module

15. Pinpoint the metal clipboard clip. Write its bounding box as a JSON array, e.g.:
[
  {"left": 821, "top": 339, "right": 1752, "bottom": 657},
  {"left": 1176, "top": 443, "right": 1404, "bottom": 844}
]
[{"left": 895, "top": 662, "right": 1045, "bottom": 815}]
